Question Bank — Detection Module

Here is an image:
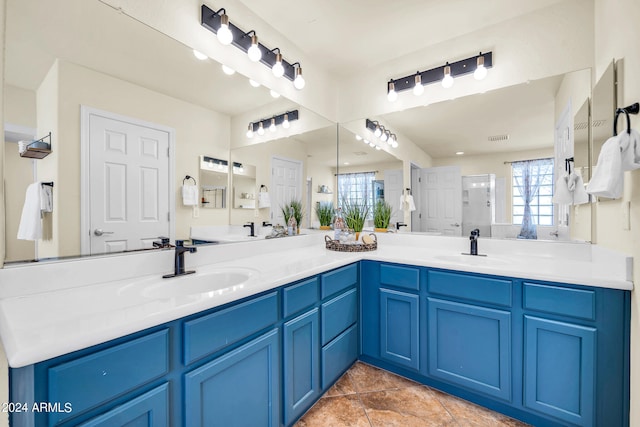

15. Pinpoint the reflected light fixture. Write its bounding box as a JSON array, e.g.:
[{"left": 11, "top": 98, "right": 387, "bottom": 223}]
[
  {"left": 216, "top": 9, "right": 233, "bottom": 45},
  {"left": 282, "top": 114, "right": 290, "bottom": 129},
  {"left": 257, "top": 122, "right": 265, "bottom": 135},
  {"left": 246, "top": 110, "right": 299, "bottom": 138},
  {"left": 249, "top": 79, "right": 260, "bottom": 88},
  {"left": 270, "top": 89, "right": 280, "bottom": 98},
  {"left": 193, "top": 49, "right": 208, "bottom": 60},
  {"left": 366, "top": 119, "right": 399, "bottom": 149},
  {"left": 246, "top": 123, "right": 254, "bottom": 138},
  {"left": 246, "top": 31, "right": 262, "bottom": 62},
  {"left": 269, "top": 118, "right": 277, "bottom": 132},
  {"left": 413, "top": 73, "right": 424, "bottom": 96},
  {"left": 441, "top": 63, "right": 454, "bottom": 88},
  {"left": 271, "top": 48, "right": 285, "bottom": 77},
  {"left": 221, "top": 64, "right": 235, "bottom": 75},
  {"left": 292, "top": 62, "right": 305, "bottom": 89},
  {"left": 387, "top": 81, "right": 398, "bottom": 102},
  {"left": 373, "top": 122, "right": 382, "bottom": 138},
  {"left": 474, "top": 53, "right": 487, "bottom": 80},
  {"left": 380, "top": 130, "right": 389, "bottom": 142}
]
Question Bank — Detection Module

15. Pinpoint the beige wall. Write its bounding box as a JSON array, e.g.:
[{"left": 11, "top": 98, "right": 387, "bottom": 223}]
[
  {"left": 593, "top": 0, "right": 640, "bottom": 424},
  {"left": 26, "top": 60, "right": 232, "bottom": 258},
  {"left": 0, "top": 0, "right": 7, "bottom": 424}
]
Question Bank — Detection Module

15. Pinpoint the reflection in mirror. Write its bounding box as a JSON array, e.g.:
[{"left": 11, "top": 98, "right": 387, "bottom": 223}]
[
  {"left": 232, "top": 163, "right": 257, "bottom": 209},
  {"left": 2, "top": 0, "right": 310, "bottom": 264},
  {"left": 344, "top": 69, "right": 591, "bottom": 242},
  {"left": 591, "top": 60, "right": 617, "bottom": 203},
  {"left": 199, "top": 156, "right": 228, "bottom": 209}
]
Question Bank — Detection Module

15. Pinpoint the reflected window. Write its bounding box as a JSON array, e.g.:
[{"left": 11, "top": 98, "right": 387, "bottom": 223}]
[
  {"left": 512, "top": 158, "right": 554, "bottom": 226},
  {"left": 337, "top": 172, "right": 376, "bottom": 216}
]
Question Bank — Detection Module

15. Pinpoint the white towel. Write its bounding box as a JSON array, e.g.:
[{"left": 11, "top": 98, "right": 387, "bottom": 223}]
[
  {"left": 258, "top": 191, "right": 271, "bottom": 208},
  {"left": 400, "top": 194, "right": 416, "bottom": 211},
  {"left": 182, "top": 184, "right": 199, "bottom": 206},
  {"left": 17, "top": 182, "right": 43, "bottom": 240},
  {"left": 553, "top": 172, "right": 573, "bottom": 204},
  {"left": 620, "top": 129, "right": 640, "bottom": 171},
  {"left": 571, "top": 169, "right": 590, "bottom": 205},
  {"left": 586, "top": 135, "right": 623, "bottom": 199},
  {"left": 40, "top": 185, "right": 53, "bottom": 212}
]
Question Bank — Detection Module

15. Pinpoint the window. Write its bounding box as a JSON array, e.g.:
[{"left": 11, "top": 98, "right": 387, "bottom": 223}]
[
  {"left": 512, "top": 158, "right": 554, "bottom": 226},
  {"left": 337, "top": 172, "right": 376, "bottom": 216}
]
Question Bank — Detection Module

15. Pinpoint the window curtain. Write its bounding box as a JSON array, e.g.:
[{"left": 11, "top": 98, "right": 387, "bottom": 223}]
[
  {"left": 513, "top": 159, "right": 553, "bottom": 239},
  {"left": 337, "top": 172, "right": 375, "bottom": 207}
]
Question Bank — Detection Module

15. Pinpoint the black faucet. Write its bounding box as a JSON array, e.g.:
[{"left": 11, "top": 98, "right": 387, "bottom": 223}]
[
  {"left": 163, "top": 240, "right": 197, "bottom": 278},
  {"left": 262, "top": 221, "right": 273, "bottom": 227},
  {"left": 153, "top": 236, "right": 172, "bottom": 249},
  {"left": 396, "top": 222, "right": 407, "bottom": 231},
  {"left": 244, "top": 222, "right": 256, "bottom": 237},
  {"left": 469, "top": 229, "right": 480, "bottom": 255}
]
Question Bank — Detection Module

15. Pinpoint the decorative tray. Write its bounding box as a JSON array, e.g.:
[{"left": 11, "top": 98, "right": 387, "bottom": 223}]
[{"left": 324, "top": 234, "right": 377, "bottom": 252}]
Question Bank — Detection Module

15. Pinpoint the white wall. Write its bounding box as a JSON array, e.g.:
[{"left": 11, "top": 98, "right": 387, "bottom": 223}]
[{"left": 593, "top": 0, "right": 640, "bottom": 424}]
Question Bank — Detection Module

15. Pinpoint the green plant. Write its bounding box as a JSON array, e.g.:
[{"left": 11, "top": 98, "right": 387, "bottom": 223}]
[
  {"left": 315, "top": 202, "right": 334, "bottom": 226},
  {"left": 281, "top": 199, "right": 304, "bottom": 227},
  {"left": 373, "top": 200, "right": 392, "bottom": 229},
  {"left": 342, "top": 198, "right": 369, "bottom": 233}
]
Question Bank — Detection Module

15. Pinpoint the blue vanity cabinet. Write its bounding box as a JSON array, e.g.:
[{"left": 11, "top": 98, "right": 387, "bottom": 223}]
[
  {"left": 426, "top": 271, "right": 513, "bottom": 401},
  {"left": 184, "top": 329, "right": 280, "bottom": 427},
  {"left": 380, "top": 289, "right": 420, "bottom": 370}
]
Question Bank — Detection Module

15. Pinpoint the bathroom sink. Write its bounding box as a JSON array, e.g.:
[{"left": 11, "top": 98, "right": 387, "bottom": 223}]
[
  {"left": 142, "top": 267, "right": 259, "bottom": 299},
  {"left": 434, "top": 254, "right": 510, "bottom": 266}
]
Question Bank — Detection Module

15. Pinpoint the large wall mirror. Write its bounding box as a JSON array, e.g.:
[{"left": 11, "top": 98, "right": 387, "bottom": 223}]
[
  {"left": 340, "top": 68, "right": 593, "bottom": 242},
  {"left": 2, "top": 0, "right": 336, "bottom": 264}
]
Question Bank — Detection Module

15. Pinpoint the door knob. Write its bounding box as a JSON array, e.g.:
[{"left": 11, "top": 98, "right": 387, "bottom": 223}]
[{"left": 94, "top": 229, "right": 114, "bottom": 236}]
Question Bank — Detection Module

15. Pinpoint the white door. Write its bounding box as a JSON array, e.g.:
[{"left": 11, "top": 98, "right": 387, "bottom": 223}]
[
  {"left": 83, "top": 107, "right": 173, "bottom": 255},
  {"left": 271, "top": 157, "right": 303, "bottom": 226},
  {"left": 555, "top": 101, "right": 573, "bottom": 226},
  {"left": 420, "top": 166, "right": 462, "bottom": 236},
  {"left": 384, "top": 169, "right": 403, "bottom": 226}
]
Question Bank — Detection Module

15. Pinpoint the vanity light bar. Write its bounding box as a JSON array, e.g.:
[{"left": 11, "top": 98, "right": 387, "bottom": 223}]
[
  {"left": 387, "top": 51, "right": 493, "bottom": 97},
  {"left": 201, "top": 5, "right": 298, "bottom": 83},
  {"left": 248, "top": 110, "right": 299, "bottom": 136},
  {"left": 365, "top": 119, "right": 398, "bottom": 148}
]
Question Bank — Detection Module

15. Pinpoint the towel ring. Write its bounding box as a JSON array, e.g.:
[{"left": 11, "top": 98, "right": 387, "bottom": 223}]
[
  {"left": 183, "top": 175, "right": 197, "bottom": 186},
  {"left": 260, "top": 184, "right": 269, "bottom": 192},
  {"left": 613, "top": 102, "right": 639, "bottom": 136}
]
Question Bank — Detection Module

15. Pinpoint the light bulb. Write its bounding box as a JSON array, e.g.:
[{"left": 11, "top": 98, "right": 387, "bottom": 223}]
[
  {"left": 193, "top": 50, "right": 207, "bottom": 61},
  {"left": 221, "top": 65, "right": 235, "bottom": 75},
  {"left": 442, "top": 64, "right": 454, "bottom": 89},
  {"left": 389, "top": 134, "right": 397, "bottom": 146},
  {"left": 391, "top": 140, "right": 398, "bottom": 148},
  {"left": 380, "top": 131, "right": 388, "bottom": 142},
  {"left": 363, "top": 139, "right": 370, "bottom": 145},
  {"left": 374, "top": 125, "right": 382, "bottom": 138},
  {"left": 269, "top": 118, "right": 276, "bottom": 132},
  {"left": 375, "top": 145, "right": 382, "bottom": 150},
  {"left": 247, "top": 35, "right": 262, "bottom": 62},
  {"left": 217, "top": 13, "right": 233, "bottom": 45},
  {"left": 294, "top": 66, "right": 305, "bottom": 89},
  {"left": 246, "top": 124, "right": 254, "bottom": 138},
  {"left": 272, "top": 53, "right": 284, "bottom": 77},
  {"left": 270, "top": 90, "right": 280, "bottom": 98},
  {"left": 387, "top": 81, "right": 398, "bottom": 102},
  {"left": 474, "top": 55, "right": 487, "bottom": 80},
  {"left": 282, "top": 114, "right": 290, "bottom": 129},
  {"left": 413, "top": 74, "right": 424, "bottom": 96},
  {"left": 249, "top": 79, "right": 260, "bottom": 88},
  {"left": 257, "top": 122, "right": 265, "bottom": 135}
]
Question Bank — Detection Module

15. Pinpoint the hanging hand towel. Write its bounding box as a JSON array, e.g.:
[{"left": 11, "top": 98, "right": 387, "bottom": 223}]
[
  {"left": 17, "top": 182, "right": 43, "bottom": 240},
  {"left": 400, "top": 194, "right": 416, "bottom": 211},
  {"left": 586, "top": 135, "right": 623, "bottom": 199},
  {"left": 182, "top": 184, "right": 199, "bottom": 206},
  {"left": 620, "top": 128, "right": 640, "bottom": 171},
  {"left": 571, "top": 168, "right": 590, "bottom": 205},
  {"left": 553, "top": 172, "right": 573, "bottom": 204},
  {"left": 40, "top": 184, "right": 53, "bottom": 212},
  {"left": 258, "top": 191, "right": 271, "bottom": 208},
  {"left": 405, "top": 194, "right": 416, "bottom": 211}
]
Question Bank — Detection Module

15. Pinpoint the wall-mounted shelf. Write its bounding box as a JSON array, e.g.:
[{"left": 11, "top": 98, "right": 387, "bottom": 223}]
[{"left": 20, "top": 132, "right": 52, "bottom": 159}]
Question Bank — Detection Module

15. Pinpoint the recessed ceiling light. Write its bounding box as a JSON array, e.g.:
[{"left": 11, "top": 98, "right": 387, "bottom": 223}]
[
  {"left": 193, "top": 49, "right": 208, "bottom": 60},
  {"left": 221, "top": 65, "right": 235, "bottom": 75},
  {"left": 270, "top": 90, "right": 280, "bottom": 98},
  {"left": 343, "top": 162, "right": 350, "bottom": 165},
  {"left": 355, "top": 135, "right": 362, "bottom": 141},
  {"left": 456, "top": 151, "right": 464, "bottom": 155},
  {"left": 249, "top": 79, "right": 261, "bottom": 88}
]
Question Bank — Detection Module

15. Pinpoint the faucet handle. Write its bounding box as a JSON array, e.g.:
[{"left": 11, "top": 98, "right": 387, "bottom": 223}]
[
  {"left": 158, "top": 236, "right": 170, "bottom": 244},
  {"left": 175, "top": 239, "right": 186, "bottom": 247}
]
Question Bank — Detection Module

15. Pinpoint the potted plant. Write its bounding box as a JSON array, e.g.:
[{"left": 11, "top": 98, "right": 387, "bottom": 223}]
[
  {"left": 281, "top": 199, "right": 304, "bottom": 233},
  {"left": 315, "top": 201, "right": 334, "bottom": 230},
  {"left": 373, "top": 200, "right": 392, "bottom": 232},
  {"left": 342, "top": 198, "right": 369, "bottom": 240}
]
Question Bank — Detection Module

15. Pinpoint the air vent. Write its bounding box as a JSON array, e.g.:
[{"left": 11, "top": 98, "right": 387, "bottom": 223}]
[
  {"left": 574, "top": 121, "right": 589, "bottom": 130},
  {"left": 592, "top": 119, "right": 608, "bottom": 128},
  {"left": 352, "top": 151, "right": 368, "bottom": 156},
  {"left": 487, "top": 134, "right": 509, "bottom": 142}
]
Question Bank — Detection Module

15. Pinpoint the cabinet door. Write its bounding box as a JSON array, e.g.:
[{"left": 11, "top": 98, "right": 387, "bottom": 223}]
[
  {"left": 380, "top": 289, "right": 419, "bottom": 370},
  {"left": 283, "top": 309, "right": 320, "bottom": 426},
  {"left": 79, "top": 383, "right": 169, "bottom": 427},
  {"left": 184, "top": 329, "right": 280, "bottom": 427},
  {"left": 428, "top": 298, "right": 511, "bottom": 401},
  {"left": 523, "top": 316, "right": 595, "bottom": 426}
]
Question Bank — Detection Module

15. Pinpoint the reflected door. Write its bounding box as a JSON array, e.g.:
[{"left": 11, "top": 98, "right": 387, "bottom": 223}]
[
  {"left": 271, "top": 157, "right": 302, "bottom": 226},
  {"left": 84, "top": 108, "right": 172, "bottom": 255},
  {"left": 420, "top": 166, "right": 462, "bottom": 236},
  {"left": 384, "top": 169, "right": 403, "bottom": 226}
]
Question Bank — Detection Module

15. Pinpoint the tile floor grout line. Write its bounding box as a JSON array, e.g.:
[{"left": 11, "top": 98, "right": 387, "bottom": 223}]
[{"left": 428, "top": 385, "right": 464, "bottom": 427}]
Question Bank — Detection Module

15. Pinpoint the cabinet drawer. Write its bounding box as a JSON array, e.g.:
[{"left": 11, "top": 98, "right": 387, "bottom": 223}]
[
  {"left": 380, "top": 264, "right": 420, "bottom": 291},
  {"left": 48, "top": 329, "right": 169, "bottom": 425},
  {"left": 283, "top": 277, "right": 319, "bottom": 318},
  {"left": 428, "top": 270, "right": 512, "bottom": 307},
  {"left": 321, "top": 288, "right": 357, "bottom": 345},
  {"left": 321, "top": 264, "right": 358, "bottom": 298},
  {"left": 79, "top": 383, "right": 169, "bottom": 427},
  {"left": 183, "top": 292, "right": 278, "bottom": 365},
  {"left": 523, "top": 282, "right": 596, "bottom": 320},
  {"left": 322, "top": 324, "right": 358, "bottom": 389}
]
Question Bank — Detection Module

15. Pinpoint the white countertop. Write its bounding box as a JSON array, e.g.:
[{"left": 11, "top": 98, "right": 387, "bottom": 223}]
[{"left": 0, "top": 232, "right": 632, "bottom": 368}]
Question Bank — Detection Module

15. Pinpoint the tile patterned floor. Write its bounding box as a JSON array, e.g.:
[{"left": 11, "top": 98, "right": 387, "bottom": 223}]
[{"left": 295, "top": 362, "right": 531, "bottom": 427}]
